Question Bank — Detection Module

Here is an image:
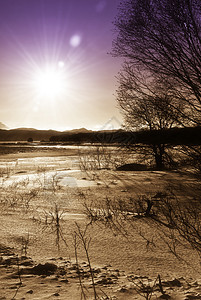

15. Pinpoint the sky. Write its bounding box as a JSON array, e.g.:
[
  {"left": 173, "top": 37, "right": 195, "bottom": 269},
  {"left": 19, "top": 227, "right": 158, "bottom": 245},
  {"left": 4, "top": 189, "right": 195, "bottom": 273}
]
[{"left": 0, "top": 0, "right": 123, "bottom": 131}]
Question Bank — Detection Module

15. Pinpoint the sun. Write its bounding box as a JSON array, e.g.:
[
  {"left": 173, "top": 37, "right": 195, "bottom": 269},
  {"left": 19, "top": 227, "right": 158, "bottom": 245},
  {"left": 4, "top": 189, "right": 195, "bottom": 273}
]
[{"left": 33, "top": 65, "right": 66, "bottom": 99}]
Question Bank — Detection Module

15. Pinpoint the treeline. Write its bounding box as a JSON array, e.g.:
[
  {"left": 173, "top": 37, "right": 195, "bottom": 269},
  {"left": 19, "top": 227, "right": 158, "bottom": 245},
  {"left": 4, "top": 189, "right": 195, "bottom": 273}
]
[{"left": 49, "top": 126, "right": 201, "bottom": 146}]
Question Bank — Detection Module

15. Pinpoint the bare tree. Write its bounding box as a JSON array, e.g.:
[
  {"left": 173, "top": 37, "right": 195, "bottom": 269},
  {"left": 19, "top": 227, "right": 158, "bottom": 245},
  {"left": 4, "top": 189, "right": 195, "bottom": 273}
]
[
  {"left": 116, "top": 63, "right": 182, "bottom": 169},
  {"left": 112, "top": 0, "right": 201, "bottom": 125},
  {"left": 105, "top": 0, "right": 201, "bottom": 263}
]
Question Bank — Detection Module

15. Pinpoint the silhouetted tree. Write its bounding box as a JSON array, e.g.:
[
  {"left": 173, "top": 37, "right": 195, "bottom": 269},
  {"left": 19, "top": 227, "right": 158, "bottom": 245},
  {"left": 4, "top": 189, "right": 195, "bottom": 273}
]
[
  {"left": 117, "top": 64, "right": 184, "bottom": 131},
  {"left": 106, "top": 0, "right": 201, "bottom": 260},
  {"left": 112, "top": 0, "right": 201, "bottom": 125},
  {"left": 116, "top": 63, "right": 182, "bottom": 169}
]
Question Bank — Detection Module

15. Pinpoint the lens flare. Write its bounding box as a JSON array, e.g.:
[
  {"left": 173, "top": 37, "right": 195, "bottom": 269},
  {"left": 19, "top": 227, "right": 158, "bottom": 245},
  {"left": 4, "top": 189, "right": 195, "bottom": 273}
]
[{"left": 70, "top": 34, "right": 81, "bottom": 47}]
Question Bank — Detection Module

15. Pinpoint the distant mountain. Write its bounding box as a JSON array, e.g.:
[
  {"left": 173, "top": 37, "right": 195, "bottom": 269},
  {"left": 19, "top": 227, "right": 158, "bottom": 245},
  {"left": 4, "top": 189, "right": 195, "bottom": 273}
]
[
  {"left": 0, "top": 127, "right": 92, "bottom": 141},
  {"left": 0, "top": 128, "right": 61, "bottom": 141},
  {"left": 1, "top": 126, "right": 201, "bottom": 144},
  {"left": 0, "top": 122, "right": 8, "bottom": 130},
  {"left": 64, "top": 128, "right": 92, "bottom": 134},
  {"left": 12, "top": 127, "right": 37, "bottom": 131}
]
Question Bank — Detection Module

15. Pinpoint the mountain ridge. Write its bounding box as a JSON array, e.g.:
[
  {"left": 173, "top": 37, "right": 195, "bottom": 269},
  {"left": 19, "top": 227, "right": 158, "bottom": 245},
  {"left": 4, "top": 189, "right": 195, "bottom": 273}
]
[{"left": 0, "top": 127, "right": 91, "bottom": 141}]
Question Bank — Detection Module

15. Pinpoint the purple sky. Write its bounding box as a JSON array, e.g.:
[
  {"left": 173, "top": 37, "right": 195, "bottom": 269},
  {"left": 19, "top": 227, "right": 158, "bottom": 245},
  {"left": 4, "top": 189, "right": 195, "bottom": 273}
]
[{"left": 0, "top": 0, "right": 122, "bottom": 130}]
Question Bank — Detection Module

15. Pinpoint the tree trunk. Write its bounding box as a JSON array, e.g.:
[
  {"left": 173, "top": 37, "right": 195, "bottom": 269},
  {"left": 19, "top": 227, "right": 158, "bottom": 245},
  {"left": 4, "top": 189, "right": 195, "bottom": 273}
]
[{"left": 153, "top": 144, "right": 165, "bottom": 170}]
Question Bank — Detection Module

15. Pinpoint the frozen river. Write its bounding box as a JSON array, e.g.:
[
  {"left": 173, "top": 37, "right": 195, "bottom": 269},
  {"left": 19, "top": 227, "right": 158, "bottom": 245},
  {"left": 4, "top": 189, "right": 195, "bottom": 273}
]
[{"left": 0, "top": 155, "right": 96, "bottom": 188}]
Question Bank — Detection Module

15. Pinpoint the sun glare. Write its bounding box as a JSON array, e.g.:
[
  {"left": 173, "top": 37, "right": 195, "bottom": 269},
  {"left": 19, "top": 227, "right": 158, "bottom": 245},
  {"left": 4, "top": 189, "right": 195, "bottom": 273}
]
[{"left": 33, "top": 66, "right": 66, "bottom": 98}]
